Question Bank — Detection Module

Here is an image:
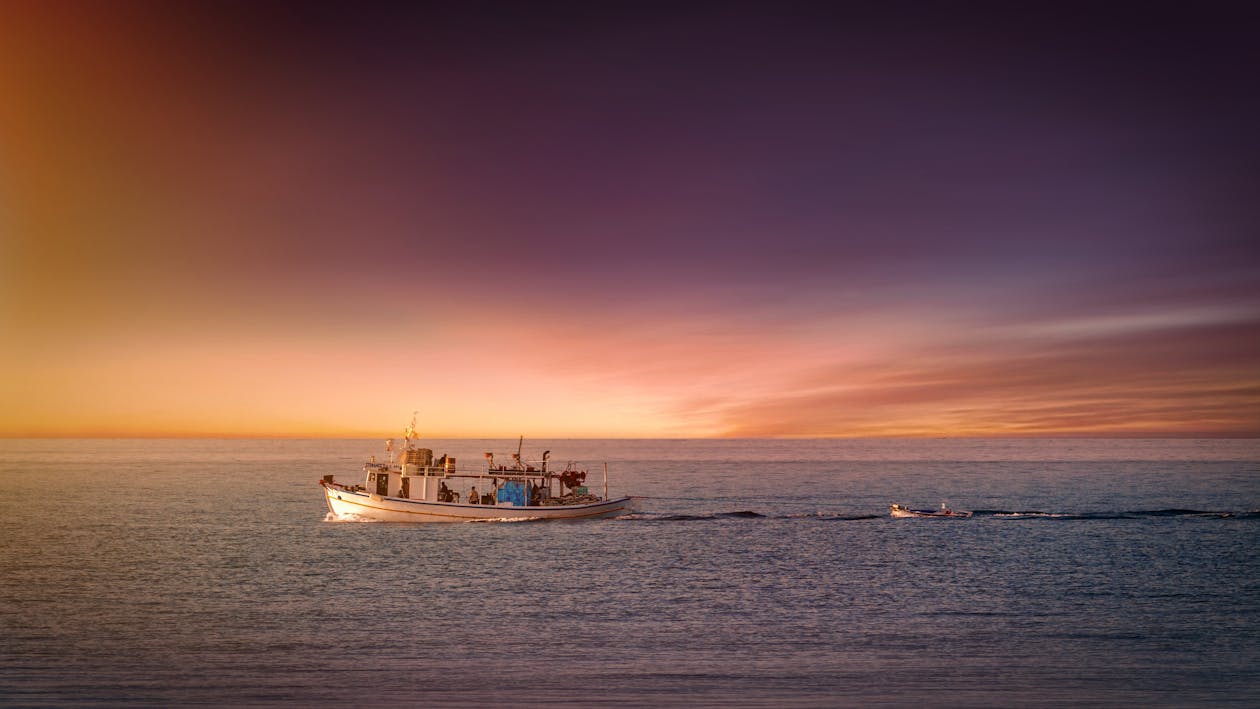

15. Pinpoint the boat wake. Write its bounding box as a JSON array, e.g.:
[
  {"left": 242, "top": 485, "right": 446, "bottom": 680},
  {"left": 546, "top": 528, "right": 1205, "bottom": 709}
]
[
  {"left": 617, "top": 510, "right": 879, "bottom": 522},
  {"left": 324, "top": 511, "right": 384, "bottom": 523},
  {"left": 974, "top": 508, "right": 1258, "bottom": 520},
  {"left": 615, "top": 512, "right": 720, "bottom": 522},
  {"left": 468, "top": 516, "right": 547, "bottom": 523},
  {"left": 613, "top": 508, "right": 1259, "bottom": 523}
]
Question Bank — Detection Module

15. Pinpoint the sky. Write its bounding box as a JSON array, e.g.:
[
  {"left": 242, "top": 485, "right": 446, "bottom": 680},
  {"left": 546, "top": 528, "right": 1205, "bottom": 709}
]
[{"left": 1, "top": 1, "right": 1258, "bottom": 438}]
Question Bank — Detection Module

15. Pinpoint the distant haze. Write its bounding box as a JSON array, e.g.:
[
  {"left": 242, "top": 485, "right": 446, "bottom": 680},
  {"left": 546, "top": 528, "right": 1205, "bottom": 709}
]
[{"left": 2, "top": 2, "right": 1257, "bottom": 438}]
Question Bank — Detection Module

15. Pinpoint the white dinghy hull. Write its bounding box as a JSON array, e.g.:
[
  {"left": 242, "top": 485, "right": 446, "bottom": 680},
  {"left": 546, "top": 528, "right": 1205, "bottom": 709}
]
[{"left": 890, "top": 503, "right": 973, "bottom": 518}]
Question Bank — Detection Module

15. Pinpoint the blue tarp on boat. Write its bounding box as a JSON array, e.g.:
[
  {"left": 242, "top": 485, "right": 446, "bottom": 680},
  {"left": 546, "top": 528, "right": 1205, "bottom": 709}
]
[{"left": 497, "top": 480, "right": 527, "bottom": 507}]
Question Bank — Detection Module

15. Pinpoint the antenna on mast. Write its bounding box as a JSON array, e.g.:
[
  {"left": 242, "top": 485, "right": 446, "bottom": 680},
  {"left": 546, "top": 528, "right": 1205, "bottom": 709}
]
[{"left": 403, "top": 411, "right": 418, "bottom": 449}]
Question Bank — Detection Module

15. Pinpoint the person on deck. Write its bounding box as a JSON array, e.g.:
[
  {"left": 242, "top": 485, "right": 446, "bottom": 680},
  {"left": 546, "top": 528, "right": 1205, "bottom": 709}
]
[{"left": 468, "top": 486, "right": 479, "bottom": 504}]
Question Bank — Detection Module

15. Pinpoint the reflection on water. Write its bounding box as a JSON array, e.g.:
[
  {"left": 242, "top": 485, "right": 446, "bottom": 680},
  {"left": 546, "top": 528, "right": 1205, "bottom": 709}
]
[{"left": 1, "top": 438, "right": 1258, "bottom": 706}]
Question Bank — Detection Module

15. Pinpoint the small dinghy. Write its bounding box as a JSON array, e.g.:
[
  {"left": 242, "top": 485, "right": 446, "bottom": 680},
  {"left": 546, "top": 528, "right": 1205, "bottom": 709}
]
[{"left": 890, "top": 503, "right": 973, "bottom": 518}]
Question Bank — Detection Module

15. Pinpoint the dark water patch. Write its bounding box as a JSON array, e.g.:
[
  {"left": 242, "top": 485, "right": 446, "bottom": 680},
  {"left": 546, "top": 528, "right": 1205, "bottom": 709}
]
[
  {"left": 618, "top": 510, "right": 770, "bottom": 521},
  {"left": 786, "top": 512, "right": 881, "bottom": 521},
  {"left": 928, "top": 609, "right": 1024, "bottom": 618},
  {"left": 822, "top": 513, "right": 882, "bottom": 521},
  {"left": 619, "top": 511, "right": 780, "bottom": 522},
  {"left": 619, "top": 509, "right": 887, "bottom": 522},
  {"left": 618, "top": 512, "right": 719, "bottom": 522}
]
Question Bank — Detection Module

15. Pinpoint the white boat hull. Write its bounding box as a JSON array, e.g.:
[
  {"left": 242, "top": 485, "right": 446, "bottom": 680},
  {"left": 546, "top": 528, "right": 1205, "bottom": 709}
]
[
  {"left": 890, "top": 504, "right": 972, "bottom": 518},
  {"left": 322, "top": 482, "right": 635, "bottom": 522}
]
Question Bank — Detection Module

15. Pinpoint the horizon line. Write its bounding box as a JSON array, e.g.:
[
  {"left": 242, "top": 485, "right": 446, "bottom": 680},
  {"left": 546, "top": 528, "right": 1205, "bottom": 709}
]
[{"left": 2, "top": 433, "right": 1257, "bottom": 441}]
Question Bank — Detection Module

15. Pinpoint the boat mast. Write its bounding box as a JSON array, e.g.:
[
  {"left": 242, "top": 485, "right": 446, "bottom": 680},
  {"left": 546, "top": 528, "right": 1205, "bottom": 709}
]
[{"left": 404, "top": 410, "right": 418, "bottom": 451}]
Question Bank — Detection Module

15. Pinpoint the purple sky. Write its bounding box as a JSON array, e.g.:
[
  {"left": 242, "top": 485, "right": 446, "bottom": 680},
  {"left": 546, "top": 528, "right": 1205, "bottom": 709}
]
[
  {"left": 198, "top": 2, "right": 1258, "bottom": 299},
  {"left": 2, "top": 1, "right": 1257, "bottom": 436}
]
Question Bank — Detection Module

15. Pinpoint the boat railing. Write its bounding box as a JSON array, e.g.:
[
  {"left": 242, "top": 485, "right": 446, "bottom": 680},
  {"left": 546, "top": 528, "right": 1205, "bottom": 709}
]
[{"left": 369, "top": 461, "right": 579, "bottom": 481}]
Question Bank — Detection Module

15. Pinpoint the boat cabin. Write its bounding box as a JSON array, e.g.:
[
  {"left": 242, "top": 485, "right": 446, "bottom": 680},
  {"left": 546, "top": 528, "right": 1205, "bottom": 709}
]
[{"left": 341, "top": 443, "right": 598, "bottom": 509}]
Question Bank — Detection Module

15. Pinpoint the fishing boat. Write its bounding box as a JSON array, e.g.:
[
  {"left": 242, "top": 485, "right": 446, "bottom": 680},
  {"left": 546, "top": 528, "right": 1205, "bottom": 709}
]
[
  {"left": 890, "top": 503, "right": 973, "bottom": 518},
  {"left": 320, "top": 419, "right": 635, "bottom": 522}
]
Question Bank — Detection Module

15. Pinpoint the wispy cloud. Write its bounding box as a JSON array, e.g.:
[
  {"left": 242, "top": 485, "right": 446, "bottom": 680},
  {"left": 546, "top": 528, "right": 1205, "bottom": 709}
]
[
  {"left": 2, "top": 3, "right": 1257, "bottom": 437},
  {"left": 707, "top": 317, "right": 1260, "bottom": 437}
]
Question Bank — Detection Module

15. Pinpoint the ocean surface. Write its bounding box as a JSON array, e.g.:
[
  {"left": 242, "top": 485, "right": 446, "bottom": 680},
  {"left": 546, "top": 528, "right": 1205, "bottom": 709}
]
[{"left": 2, "top": 438, "right": 1259, "bottom": 707}]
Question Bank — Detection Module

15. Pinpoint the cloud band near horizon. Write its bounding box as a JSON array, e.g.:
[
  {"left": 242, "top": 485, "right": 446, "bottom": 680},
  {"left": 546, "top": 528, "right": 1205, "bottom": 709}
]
[{"left": 2, "top": 2, "right": 1257, "bottom": 438}]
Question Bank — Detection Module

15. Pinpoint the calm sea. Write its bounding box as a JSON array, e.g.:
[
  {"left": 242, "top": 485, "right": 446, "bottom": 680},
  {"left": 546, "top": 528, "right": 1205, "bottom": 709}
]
[{"left": 2, "top": 438, "right": 1258, "bottom": 707}]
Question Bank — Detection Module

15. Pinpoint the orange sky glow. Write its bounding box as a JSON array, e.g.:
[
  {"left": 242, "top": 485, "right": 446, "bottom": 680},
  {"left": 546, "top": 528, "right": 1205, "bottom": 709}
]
[{"left": 2, "top": 3, "right": 1257, "bottom": 438}]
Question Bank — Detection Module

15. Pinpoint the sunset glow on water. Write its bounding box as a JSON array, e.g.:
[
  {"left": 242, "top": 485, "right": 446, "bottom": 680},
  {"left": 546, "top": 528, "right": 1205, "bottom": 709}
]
[{"left": 2, "top": 438, "right": 1259, "bottom": 706}]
